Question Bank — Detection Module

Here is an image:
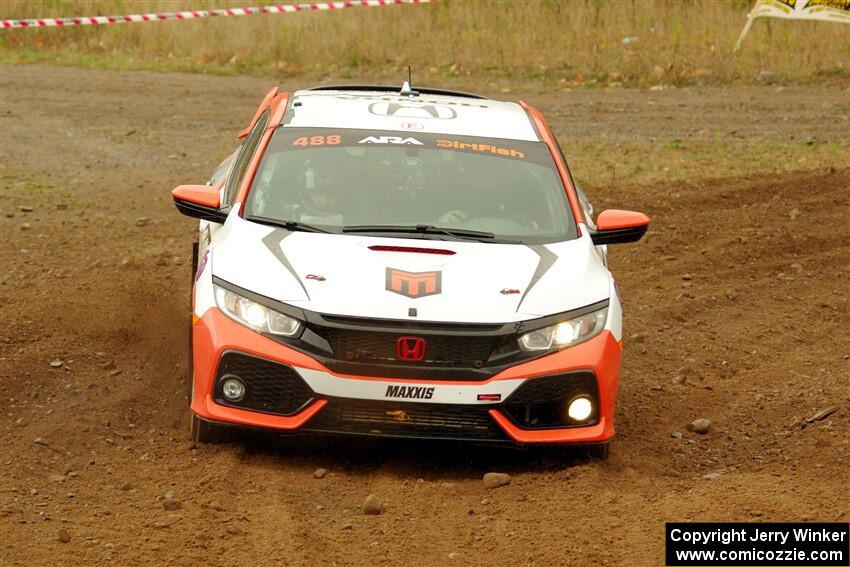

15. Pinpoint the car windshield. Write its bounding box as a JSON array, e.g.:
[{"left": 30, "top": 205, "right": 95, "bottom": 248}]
[{"left": 243, "top": 128, "right": 577, "bottom": 243}]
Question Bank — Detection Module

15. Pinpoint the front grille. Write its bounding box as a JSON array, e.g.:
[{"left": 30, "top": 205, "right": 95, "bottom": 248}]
[
  {"left": 501, "top": 371, "right": 599, "bottom": 429},
  {"left": 320, "top": 315, "right": 503, "bottom": 333},
  {"left": 304, "top": 399, "right": 507, "bottom": 441},
  {"left": 322, "top": 328, "right": 500, "bottom": 367},
  {"left": 214, "top": 352, "right": 314, "bottom": 416}
]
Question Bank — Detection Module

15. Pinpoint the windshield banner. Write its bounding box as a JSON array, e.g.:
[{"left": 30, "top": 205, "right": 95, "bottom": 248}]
[{"left": 279, "top": 129, "right": 550, "bottom": 166}]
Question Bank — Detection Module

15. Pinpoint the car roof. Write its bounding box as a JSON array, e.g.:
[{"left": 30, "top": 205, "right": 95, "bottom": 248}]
[{"left": 283, "top": 85, "right": 541, "bottom": 142}]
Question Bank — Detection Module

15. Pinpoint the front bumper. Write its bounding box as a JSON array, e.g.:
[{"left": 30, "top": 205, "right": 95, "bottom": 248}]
[{"left": 191, "top": 308, "right": 621, "bottom": 445}]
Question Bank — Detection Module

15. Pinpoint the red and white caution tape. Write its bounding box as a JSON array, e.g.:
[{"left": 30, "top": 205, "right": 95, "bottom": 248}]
[{"left": 1, "top": 0, "right": 430, "bottom": 29}]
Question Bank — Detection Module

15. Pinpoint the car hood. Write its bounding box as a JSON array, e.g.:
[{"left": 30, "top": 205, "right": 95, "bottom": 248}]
[{"left": 211, "top": 218, "right": 611, "bottom": 324}]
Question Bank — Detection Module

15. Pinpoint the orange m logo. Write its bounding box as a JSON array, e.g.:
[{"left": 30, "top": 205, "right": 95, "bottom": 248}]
[{"left": 386, "top": 268, "right": 442, "bottom": 299}]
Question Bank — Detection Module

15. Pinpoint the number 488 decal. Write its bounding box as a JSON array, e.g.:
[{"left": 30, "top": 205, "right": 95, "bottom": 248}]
[{"left": 293, "top": 135, "right": 341, "bottom": 147}]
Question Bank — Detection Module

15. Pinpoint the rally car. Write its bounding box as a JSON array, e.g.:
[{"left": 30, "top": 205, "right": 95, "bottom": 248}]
[{"left": 173, "top": 83, "right": 649, "bottom": 458}]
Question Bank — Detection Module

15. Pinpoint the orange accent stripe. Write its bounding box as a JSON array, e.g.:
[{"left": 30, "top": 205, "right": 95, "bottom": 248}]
[
  {"left": 489, "top": 410, "right": 609, "bottom": 443},
  {"left": 233, "top": 92, "right": 289, "bottom": 207},
  {"left": 519, "top": 101, "right": 585, "bottom": 229},
  {"left": 198, "top": 398, "right": 327, "bottom": 430},
  {"left": 268, "top": 92, "right": 290, "bottom": 128}
]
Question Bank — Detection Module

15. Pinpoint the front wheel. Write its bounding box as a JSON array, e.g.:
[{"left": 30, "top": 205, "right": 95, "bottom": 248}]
[
  {"left": 187, "top": 241, "right": 198, "bottom": 401},
  {"left": 191, "top": 414, "right": 232, "bottom": 444},
  {"left": 585, "top": 443, "right": 610, "bottom": 461}
]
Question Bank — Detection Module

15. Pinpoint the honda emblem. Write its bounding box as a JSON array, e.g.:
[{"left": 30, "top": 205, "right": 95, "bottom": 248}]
[{"left": 396, "top": 336, "right": 426, "bottom": 362}]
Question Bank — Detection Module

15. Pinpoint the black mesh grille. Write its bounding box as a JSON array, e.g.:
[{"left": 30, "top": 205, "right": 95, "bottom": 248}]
[
  {"left": 322, "top": 329, "right": 500, "bottom": 367},
  {"left": 502, "top": 372, "right": 599, "bottom": 429},
  {"left": 214, "top": 352, "right": 314, "bottom": 416},
  {"left": 304, "top": 399, "right": 507, "bottom": 441},
  {"left": 505, "top": 372, "right": 598, "bottom": 404}
]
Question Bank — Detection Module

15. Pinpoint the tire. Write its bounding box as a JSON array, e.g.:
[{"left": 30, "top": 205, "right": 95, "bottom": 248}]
[
  {"left": 187, "top": 242, "right": 231, "bottom": 444},
  {"left": 191, "top": 241, "right": 199, "bottom": 283},
  {"left": 586, "top": 443, "right": 610, "bottom": 461},
  {"left": 187, "top": 241, "right": 199, "bottom": 402},
  {"left": 191, "top": 413, "right": 232, "bottom": 444},
  {"left": 186, "top": 324, "right": 194, "bottom": 402}
]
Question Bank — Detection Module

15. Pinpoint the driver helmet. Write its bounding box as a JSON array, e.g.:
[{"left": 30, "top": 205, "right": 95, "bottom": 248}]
[{"left": 301, "top": 168, "right": 344, "bottom": 220}]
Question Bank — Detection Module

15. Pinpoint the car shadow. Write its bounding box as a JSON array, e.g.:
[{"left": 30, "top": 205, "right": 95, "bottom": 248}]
[{"left": 221, "top": 428, "right": 606, "bottom": 478}]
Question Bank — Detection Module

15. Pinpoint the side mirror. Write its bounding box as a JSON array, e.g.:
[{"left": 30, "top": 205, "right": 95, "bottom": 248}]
[
  {"left": 172, "top": 185, "right": 228, "bottom": 223},
  {"left": 591, "top": 209, "right": 650, "bottom": 245}
]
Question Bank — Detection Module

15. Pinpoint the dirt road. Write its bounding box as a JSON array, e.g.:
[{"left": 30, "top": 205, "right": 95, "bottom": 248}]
[{"left": 1, "top": 65, "right": 848, "bottom": 567}]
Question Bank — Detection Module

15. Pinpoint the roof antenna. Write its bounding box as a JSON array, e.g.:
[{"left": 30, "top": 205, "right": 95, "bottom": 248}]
[{"left": 401, "top": 66, "right": 418, "bottom": 98}]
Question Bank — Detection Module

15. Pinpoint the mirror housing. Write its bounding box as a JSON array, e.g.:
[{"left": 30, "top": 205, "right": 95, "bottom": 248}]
[
  {"left": 591, "top": 209, "right": 650, "bottom": 245},
  {"left": 172, "top": 185, "right": 228, "bottom": 223}
]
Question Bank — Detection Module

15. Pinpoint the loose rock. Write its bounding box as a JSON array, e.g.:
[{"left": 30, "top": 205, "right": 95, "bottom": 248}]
[
  {"left": 806, "top": 406, "right": 838, "bottom": 424},
  {"left": 57, "top": 528, "right": 71, "bottom": 543},
  {"left": 758, "top": 70, "right": 776, "bottom": 84},
  {"left": 313, "top": 468, "right": 328, "bottom": 479},
  {"left": 688, "top": 418, "right": 712, "bottom": 434},
  {"left": 482, "top": 472, "right": 511, "bottom": 489},
  {"left": 135, "top": 217, "right": 149, "bottom": 227},
  {"left": 362, "top": 494, "right": 384, "bottom": 515},
  {"left": 49, "top": 360, "right": 63, "bottom": 368},
  {"left": 33, "top": 438, "right": 49, "bottom": 446}
]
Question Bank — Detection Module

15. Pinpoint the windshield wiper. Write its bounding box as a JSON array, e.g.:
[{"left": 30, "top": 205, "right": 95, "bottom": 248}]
[
  {"left": 343, "top": 224, "right": 496, "bottom": 242},
  {"left": 246, "top": 215, "right": 331, "bottom": 234}
]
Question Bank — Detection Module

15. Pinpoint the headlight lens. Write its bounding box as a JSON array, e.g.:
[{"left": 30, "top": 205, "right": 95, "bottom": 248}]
[
  {"left": 518, "top": 307, "right": 607, "bottom": 351},
  {"left": 214, "top": 284, "right": 301, "bottom": 336}
]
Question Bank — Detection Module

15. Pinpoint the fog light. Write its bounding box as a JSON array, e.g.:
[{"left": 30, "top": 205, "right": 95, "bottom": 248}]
[
  {"left": 221, "top": 375, "right": 246, "bottom": 402},
  {"left": 567, "top": 396, "right": 593, "bottom": 422}
]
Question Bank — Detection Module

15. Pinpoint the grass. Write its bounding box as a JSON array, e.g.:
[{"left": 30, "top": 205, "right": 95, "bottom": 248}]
[
  {"left": 1, "top": 0, "right": 848, "bottom": 87},
  {"left": 566, "top": 139, "right": 848, "bottom": 189}
]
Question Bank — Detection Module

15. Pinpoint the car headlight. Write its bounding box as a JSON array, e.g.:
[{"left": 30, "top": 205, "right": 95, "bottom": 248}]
[
  {"left": 518, "top": 307, "right": 607, "bottom": 351},
  {"left": 213, "top": 284, "right": 301, "bottom": 337}
]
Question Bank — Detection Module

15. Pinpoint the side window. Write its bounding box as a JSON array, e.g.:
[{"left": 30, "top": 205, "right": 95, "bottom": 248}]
[
  {"left": 223, "top": 110, "right": 270, "bottom": 206},
  {"left": 207, "top": 149, "right": 237, "bottom": 188}
]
